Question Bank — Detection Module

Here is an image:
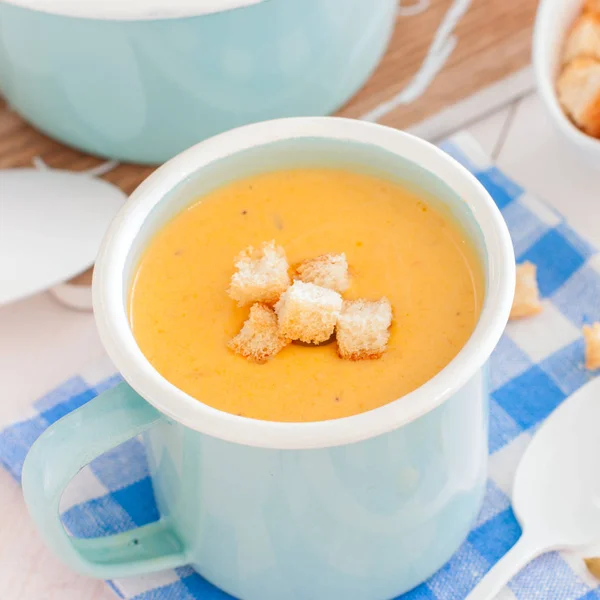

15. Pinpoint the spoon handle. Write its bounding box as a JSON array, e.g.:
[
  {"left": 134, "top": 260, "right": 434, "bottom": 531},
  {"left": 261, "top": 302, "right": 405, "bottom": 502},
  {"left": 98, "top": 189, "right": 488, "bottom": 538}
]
[{"left": 465, "top": 533, "right": 547, "bottom": 600}]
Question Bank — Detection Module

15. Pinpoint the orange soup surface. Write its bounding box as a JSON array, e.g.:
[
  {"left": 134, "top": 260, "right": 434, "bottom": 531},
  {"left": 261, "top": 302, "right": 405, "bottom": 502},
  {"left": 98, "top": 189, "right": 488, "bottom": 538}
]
[{"left": 129, "top": 168, "right": 484, "bottom": 422}]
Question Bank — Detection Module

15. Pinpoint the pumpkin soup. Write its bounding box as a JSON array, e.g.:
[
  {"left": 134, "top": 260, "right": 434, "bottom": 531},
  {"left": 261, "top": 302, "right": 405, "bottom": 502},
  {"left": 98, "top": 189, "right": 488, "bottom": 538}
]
[{"left": 129, "top": 168, "right": 484, "bottom": 422}]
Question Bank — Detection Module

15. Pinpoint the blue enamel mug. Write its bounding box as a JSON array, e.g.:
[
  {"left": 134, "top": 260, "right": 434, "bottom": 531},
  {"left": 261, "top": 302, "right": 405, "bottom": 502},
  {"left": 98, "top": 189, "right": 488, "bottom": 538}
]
[
  {"left": 0, "top": 0, "right": 396, "bottom": 164},
  {"left": 22, "top": 118, "right": 515, "bottom": 600}
]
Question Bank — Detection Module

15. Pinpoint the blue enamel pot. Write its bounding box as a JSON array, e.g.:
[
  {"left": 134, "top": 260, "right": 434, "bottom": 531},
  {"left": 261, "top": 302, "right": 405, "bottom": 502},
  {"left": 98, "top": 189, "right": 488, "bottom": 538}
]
[{"left": 0, "top": 0, "right": 396, "bottom": 164}]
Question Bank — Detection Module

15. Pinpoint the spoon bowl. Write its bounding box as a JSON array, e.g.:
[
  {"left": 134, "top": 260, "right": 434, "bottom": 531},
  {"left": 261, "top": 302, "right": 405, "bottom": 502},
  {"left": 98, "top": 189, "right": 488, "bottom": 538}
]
[
  {"left": 513, "top": 377, "right": 600, "bottom": 549},
  {"left": 467, "top": 376, "right": 600, "bottom": 600},
  {"left": 0, "top": 169, "right": 125, "bottom": 305}
]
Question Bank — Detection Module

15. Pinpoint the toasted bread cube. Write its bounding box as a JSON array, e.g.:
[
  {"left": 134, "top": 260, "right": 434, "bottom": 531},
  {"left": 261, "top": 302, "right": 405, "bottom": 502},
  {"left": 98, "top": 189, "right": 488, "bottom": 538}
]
[
  {"left": 228, "top": 241, "right": 290, "bottom": 306},
  {"left": 510, "top": 262, "right": 543, "bottom": 320},
  {"left": 294, "top": 253, "right": 350, "bottom": 293},
  {"left": 557, "top": 57, "right": 600, "bottom": 138},
  {"left": 585, "top": 557, "right": 600, "bottom": 580},
  {"left": 337, "top": 298, "right": 392, "bottom": 360},
  {"left": 586, "top": 0, "right": 600, "bottom": 14},
  {"left": 275, "top": 280, "right": 342, "bottom": 344},
  {"left": 583, "top": 322, "right": 600, "bottom": 370},
  {"left": 564, "top": 13, "right": 600, "bottom": 63},
  {"left": 228, "top": 303, "right": 290, "bottom": 363}
]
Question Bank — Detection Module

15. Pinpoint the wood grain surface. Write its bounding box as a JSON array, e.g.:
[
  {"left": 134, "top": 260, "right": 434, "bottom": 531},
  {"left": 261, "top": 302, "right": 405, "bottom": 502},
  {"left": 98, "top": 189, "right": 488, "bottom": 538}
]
[{"left": 0, "top": 0, "right": 537, "bottom": 196}]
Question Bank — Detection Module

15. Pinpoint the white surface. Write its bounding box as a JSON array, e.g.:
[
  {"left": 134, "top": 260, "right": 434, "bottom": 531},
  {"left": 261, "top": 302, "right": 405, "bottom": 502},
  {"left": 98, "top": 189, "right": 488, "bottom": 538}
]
[
  {"left": 461, "top": 106, "right": 513, "bottom": 159},
  {"left": 49, "top": 282, "right": 94, "bottom": 312},
  {"left": 532, "top": 0, "right": 600, "bottom": 166},
  {"left": 0, "top": 169, "right": 125, "bottom": 305},
  {"left": 93, "top": 117, "right": 514, "bottom": 449},
  {"left": 466, "top": 377, "right": 600, "bottom": 600},
  {"left": 496, "top": 93, "right": 600, "bottom": 246},
  {"left": 407, "top": 67, "right": 535, "bottom": 145},
  {"left": 0, "top": 85, "right": 599, "bottom": 598},
  {"left": 1, "top": 0, "right": 264, "bottom": 21}
]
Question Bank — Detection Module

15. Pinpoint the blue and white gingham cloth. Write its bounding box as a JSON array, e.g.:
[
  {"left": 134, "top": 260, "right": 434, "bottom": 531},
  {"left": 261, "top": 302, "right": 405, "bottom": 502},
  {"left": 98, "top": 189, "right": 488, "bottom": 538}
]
[{"left": 1, "top": 133, "right": 599, "bottom": 600}]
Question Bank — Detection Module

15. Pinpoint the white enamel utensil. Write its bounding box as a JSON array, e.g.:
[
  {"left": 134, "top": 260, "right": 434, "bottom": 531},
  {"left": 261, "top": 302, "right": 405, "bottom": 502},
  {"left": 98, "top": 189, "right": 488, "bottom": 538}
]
[
  {"left": 0, "top": 169, "right": 126, "bottom": 305},
  {"left": 466, "top": 376, "right": 600, "bottom": 599}
]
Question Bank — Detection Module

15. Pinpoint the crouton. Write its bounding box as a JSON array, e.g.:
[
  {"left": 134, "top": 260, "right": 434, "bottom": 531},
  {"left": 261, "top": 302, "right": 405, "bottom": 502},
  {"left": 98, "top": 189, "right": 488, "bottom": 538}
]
[
  {"left": 275, "top": 280, "right": 342, "bottom": 344},
  {"left": 564, "top": 13, "right": 600, "bottom": 63},
  {"left": 510, "top": 262, "right": 542, "bottom": 320},
  {"left": 585, "top": 0, "right": 600, "bottom": 14},
  {"left": 583, "top": 322, "right": 600, "bottom": 370},
  {"left": 294, "top": 253, "right": 350, "bottom": 293},
  {"left": 585, "top": 557, "right": 600, "bottom": 580},
  {"left": 227, "top": 241, "right": 290, "bottom": 306},
  {"left": 557, "top": 57, "right": 600, "bottom": 138},
  {"left": 336, "top": 298, "right": 393, "bottom": 360},
  {"left": 228, "top": 303, "right": 290, "bottom": 363}
]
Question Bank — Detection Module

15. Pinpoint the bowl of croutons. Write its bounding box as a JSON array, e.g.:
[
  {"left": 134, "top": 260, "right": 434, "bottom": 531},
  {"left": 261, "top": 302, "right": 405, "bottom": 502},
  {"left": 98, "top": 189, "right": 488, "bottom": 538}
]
[{"left": 533, "top": 0, "right": 600, "bottom": 163}]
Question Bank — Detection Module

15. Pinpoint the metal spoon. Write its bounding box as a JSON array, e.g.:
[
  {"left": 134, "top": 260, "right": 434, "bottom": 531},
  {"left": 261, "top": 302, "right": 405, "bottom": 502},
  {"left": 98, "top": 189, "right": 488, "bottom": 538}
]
[{"left": 466, "top": 376, "right": 600, "bottom": 599}]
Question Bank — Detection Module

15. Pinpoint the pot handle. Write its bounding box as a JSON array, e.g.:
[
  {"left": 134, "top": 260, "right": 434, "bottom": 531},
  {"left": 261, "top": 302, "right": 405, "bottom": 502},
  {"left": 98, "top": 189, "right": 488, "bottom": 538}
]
[{"left": 22, "top": 382, "right": 188, "bottom": 579}]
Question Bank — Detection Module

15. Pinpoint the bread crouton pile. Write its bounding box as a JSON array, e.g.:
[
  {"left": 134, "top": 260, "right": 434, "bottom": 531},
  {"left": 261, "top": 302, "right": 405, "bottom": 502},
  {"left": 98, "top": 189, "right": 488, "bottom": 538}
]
[
  {"left": 510, "top": 261, "right": 599, "bottom": 371},
  {"left": 557, "top": 0, "right": 600, "bottom": 138},
  {"left": 226, "top": 241, "right": 393, "bottom": 363}
]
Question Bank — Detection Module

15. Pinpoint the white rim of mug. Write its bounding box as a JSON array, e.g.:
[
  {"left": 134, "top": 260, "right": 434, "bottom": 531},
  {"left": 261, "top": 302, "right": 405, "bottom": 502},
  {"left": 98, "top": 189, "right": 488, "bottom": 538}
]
[{"left": 93, "top": 117, "right": 515, "bottom": 450}]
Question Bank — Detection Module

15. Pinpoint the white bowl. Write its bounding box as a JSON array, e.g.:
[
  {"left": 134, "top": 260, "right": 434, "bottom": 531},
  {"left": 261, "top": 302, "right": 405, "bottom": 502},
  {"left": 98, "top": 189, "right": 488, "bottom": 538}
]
[{"left": 533, "top": 0, "right": 600, "bottom": 165}]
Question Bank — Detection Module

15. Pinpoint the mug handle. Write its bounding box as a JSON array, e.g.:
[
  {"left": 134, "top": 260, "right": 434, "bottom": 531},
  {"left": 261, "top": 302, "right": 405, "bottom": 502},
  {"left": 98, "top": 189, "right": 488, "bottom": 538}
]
[{"left": 22, "top": 382, "right": 188, "bottom": 579}]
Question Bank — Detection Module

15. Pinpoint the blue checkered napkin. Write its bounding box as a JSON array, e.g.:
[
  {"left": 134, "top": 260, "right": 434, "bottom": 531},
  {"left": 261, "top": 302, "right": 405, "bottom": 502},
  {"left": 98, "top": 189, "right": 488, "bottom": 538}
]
[{"left": 1, "top": 132, "right": 599, "bottom": 600}]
